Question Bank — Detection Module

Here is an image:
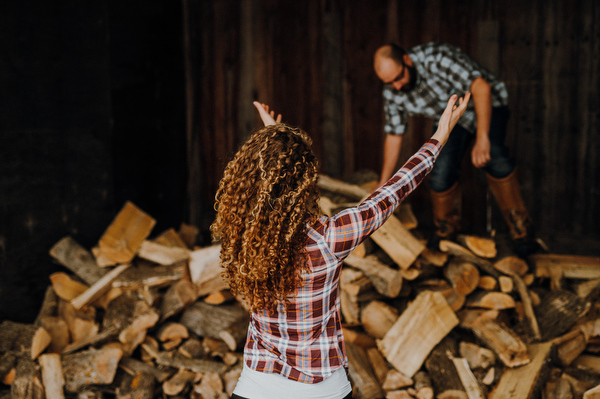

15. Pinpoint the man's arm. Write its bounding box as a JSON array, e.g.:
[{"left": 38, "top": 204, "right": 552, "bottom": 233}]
[
  {"left": 378, "top": 134, "right": 404, "bottom": 188},
  {"left": 470, "top": 77, "right": 493, "bottom": 168}
]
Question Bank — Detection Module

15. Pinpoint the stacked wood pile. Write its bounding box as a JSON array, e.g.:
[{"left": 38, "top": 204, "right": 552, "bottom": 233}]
[
  {"left": 1, "top": 178, "right": 600, "bottom": 398},
  {"left": 317, "top": 174, "right": 600, "bottom": 399}
]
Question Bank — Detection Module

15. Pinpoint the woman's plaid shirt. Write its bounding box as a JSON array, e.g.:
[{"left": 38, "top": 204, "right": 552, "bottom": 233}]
[{"left": 243, "top": 139, "right": 441, "bottom": 383}]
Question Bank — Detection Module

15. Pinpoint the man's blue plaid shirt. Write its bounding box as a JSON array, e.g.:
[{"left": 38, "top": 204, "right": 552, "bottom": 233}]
[{"left": 383, "top": 42, "right": 508, "bottom": 135}]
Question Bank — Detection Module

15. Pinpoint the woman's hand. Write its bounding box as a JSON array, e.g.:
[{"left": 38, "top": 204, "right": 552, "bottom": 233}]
[
  {"left": 432, "top": 93, "right": 471, "bottom": 145},
  {"left": 253, "top": 101, "right": 282, "bottom": 126}
]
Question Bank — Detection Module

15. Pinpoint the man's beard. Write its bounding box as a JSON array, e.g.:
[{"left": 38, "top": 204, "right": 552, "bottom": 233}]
[{"left": 400, "top": 65, "right": 418, "bottom": 92}]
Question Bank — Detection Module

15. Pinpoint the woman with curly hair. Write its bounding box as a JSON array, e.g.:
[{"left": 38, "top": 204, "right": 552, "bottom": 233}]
[{"left": 212, "top": 94, "right": 470, "bottom": 399}]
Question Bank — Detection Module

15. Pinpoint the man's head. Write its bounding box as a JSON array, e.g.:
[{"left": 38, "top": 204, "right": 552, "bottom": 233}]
[{"left": 374, "top": 44, "right": 417, "bottom": 92}]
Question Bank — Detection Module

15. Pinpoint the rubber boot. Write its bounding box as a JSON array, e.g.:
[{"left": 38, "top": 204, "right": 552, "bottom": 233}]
[
  {"left": 428, "top": 182, "right": 461, "bottom": 250},
  {"left": 486, "top": 169, "right": 541, "bottom": 257}
]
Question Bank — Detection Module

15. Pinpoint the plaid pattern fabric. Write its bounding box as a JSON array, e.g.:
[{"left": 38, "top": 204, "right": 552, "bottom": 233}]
[
  {"left": 383, "top": 42, "right": 508, "bottom": 135},
  {"left": 243, "top": 139, "right": 441, "bottom": 383}
]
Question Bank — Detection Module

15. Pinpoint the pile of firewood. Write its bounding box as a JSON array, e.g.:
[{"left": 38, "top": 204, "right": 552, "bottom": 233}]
[{"left": 1, "top": 173, "right": 600, "bottom": 398}]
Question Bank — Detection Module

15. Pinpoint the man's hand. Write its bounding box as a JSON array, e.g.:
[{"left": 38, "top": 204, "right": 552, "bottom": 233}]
[
  {"left": 253, "top": 101, "right": 282, "bottom": 126},
  {"left": 471, "top": 136, "right": 491, "bottom": 168}
]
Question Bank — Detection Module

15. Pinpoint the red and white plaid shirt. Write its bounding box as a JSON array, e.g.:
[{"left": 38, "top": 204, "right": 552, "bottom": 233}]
[{"left": 243, "top": 139, "right": 441, "bottom": 383}]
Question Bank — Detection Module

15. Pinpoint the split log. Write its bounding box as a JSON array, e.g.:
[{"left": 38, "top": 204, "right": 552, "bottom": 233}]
[
  {"left": 534, "top": 290, "right": 590, "bottom": 341},
  {"left": 49, "top": 272, "right": 88, "bottom": 302},
  {"left": 557, "top": 332, "right": 587, "bottom": 366},
  {"left": 178, "top": 223, "right": 200, "bottom": 249},
  {"left": 498, "top": 276, "right": 514, "bottom": 293},
  {"left": 532, "top": 254, "right": 600, "bottom": 282},
  {"left": 0, "top": 352, "right": 17, "bottom": 383},
  {"left": 424, "top": 282, "right": 466, "bottom": 312},
  {"left": 370, "top": 214, "right": 425, "bottom": 271},
  {"left": 510, "top": 272, "right": 541, "bottom": 341},
  {"left": 561, "top": 370, "right": 599, "bottom": 399},
  {"left": 119, "top": 357, "right": 172, "bottom": 383},
  {"left": 445, "top": 259, "right": 480, "bottom": 296},
  {"left": 38, "top": 316, "right": 69, "bottom": 354},
  {"left": 584, "top": 384, "right": 600, "bottom": 399},
  {"left": 204, "top": 290, "right": 235, "bottom": 305},
  {"left": 490, "top": 341, "right": 553, "bottom": 398},
  {"left": 155, "top": 351, "right": 227, "bottom": 374},
  {"left": 62, "top": 346, "right": 123, "bottom": 393},
  {"left": 478, "top": 276, "right": 498, "bottom": 291},
  {"left": 162, "top": 369, "right": 196, "bottom": 396},
  {"left": 223, "top": 367, "right": 242, "bottom": 397},
  {"left": 49, "top": 236, "right": 107, "bottom": 285},
  {"left": 346, "top": 341, "right": 385, "bottom": 399},
  {"left": 439, "top": 240, "right": 502, "bottom": 278},
  {"left": 572, "top": 354, "right": 600, "bottom": 375},
  {"left": 318, "top": 174, "right": 372, "bottom": 200},
  {"left": 382, "top": 369, "right": 414, "bottom": 391},
  {"left": 574, "top": 279, "right": 600, "bottom": 298},
  {"left": 342, "top": 274, "right": 373, "bottom": 297},
  {"left": 414, "top": 370, "right": 434, "bottom": 399},
  {"left": 344, "top": 254, "right": 403, "bottom": 298},
  {"left": 58, "top": 299, "right": 99, "bottom": 344},
  {"left": 160, "top": 279, "right": 198, "bottom": 321},
  {"left": 156, "top": 322, "right": 189, "bottom": 350},
  {"left": 548, "top": 377, "right": 574, "bottom": 399},
  {"left": 396, "top": 203, "right": 418, "bottom": 230},
  {"left": 366, "top": 347, "right": 390, "bottom": 385},
  {"left": 102, "top": 292, "right": 160, "bottom": 355},
  {"left": 425, "top": 337, "right": 466, "bottom": 398},
  {"left": 192, "top": 371, "right": 224, "bottom": 398},
  {"left": 351, "top": 238, "right": 375, "bottom": 258},
  {"left": 95, "top": 201, "right": 156, "bottom": 265},
  {"left": 71, "top": 263, "right": 130, "bottom": 310},
  {"left": 420, "top": 247, "right": 449, "bottom": 267},
  {"left": 360, "top": 301, "right": 398, "bottom": 339},
  {"left": 465, "top": 291, "right": 516, "bottom": 310},
  {"left": 342, "top": 328, "right": 377, "bottom": 348},
  {"left": 34, "top": 286, "right": 59, "bottom": 326},
  {"left": 378, "top": 291, "right": 459, "bottom": 377},
  {"left": 344, "top": 254, "right": 402, "bottom": 298},
  {"left": 61, "top": 327, "right": 118, "bottom": 355},
  {"left": 482, "top": 368, "right": 496, "bottom": 386},
  {"left": 38, "top": 354, "right": 65, "bottom": 399},
  {"left": 340, "top": 288, "right": 360, "bottom": 324},
  {"left": 493, "top": 256, "right": 528, "bottom": 277},
  {"left": 180, "top": 302, "right": 249, "bottom": 350},
  {"left": 137, "top": 240, "right": 191, "bottom": 266},
  {"left": 154, "top": 227, "right": 189, "bottom": 249},
  {"left": 112, "top": 261, "right": 186, "bottom": 290},
  {"left": 469, "top": 318, "right": 530, "bottom": 368},
  {"left": 188, "top": 245, "right": 229, "bottom": 296},
  {"left": 458, "top": 342, "right": 496, "bottom": 370},
  {"left": 0, "top": 320, "right": 50, "bottom": 360},
  {"left": 386, "top": 390, "right": 413, "bottom": 399},
  {"left": 451, "top": 355, "right": 486, "bottom": 399},
  {"left": 11, "top": 356, "right": 42, "bottom": 399},
  {"left": 178, "top": 337, "right": 205, "bottom": 359},
  {"left": 457, "top": 235, "right": 497, "bottom": 259},
  {"left": 117, "top": 370, "right": 156, "bottom": 399}
]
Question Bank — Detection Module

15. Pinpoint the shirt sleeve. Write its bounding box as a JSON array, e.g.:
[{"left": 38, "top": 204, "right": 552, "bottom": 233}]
[
  {"left": 429, "top": 44, "right": 484, "bottom": 93},
  {"left": 322, "top": 139, "right": 441, "bottom": 259},
  {"left": 383, "top": 87, "right": 408, "bottom": 135}
]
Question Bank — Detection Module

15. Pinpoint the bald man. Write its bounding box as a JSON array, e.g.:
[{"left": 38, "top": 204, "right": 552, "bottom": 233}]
[{"left": 373, "top": 42, "right": 539, "bottom": 256}]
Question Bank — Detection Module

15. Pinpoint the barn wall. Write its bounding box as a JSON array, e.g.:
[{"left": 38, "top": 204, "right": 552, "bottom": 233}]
[{"left": 188, "top": 0, "right": 600, "bottom": 241}]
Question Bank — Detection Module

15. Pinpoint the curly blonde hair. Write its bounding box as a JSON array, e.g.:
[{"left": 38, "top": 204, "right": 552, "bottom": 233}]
[{"left": 211, "top": 123, "right": 320, "bottom": 313}]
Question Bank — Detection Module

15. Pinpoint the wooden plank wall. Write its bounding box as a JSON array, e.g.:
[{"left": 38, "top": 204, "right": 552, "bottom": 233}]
[{"left": 185, "top": 0, "right": 600, "bottom": 241}]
